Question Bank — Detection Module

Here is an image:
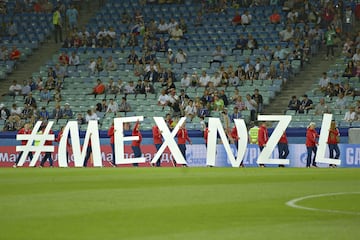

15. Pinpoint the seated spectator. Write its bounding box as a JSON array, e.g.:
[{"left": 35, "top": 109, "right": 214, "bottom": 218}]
[
  {"left": 247, "top": 34, "right": 258, "bottom": 54},
  {"left": 287, "top": 95, "right": 300, "bottom": 113},
  {"left": 298, "top": 94, "right": 313, "bottom": 114},
  {"left": 52, "top": 104, "right": 63, "bottom": 121},
  {"left": 210, "top": 71, "right": 222, "bottom": 87},
  {"left": 2, "top": 79, "right": 22, "bottom": 99},
  {"left": 180, "top": 72, "right": 190, "bottom": 88},
  {"left": 95, "top": 56, "right": 104, "bottom": 72},
  {"left": 167, "top": 48, "right": 175, "bottom": 64},
  {"left": 96, "top": 99, "right": 107, "bottom": 113},
  {"left": 85, "top": 109, "right": 98, "bottom": 122},
  {"left": 342, "top": 38, "right": 354, "bottom": 58},
  {"left": 319, "top": 72, "right": 330, "bottom": 93},
  {"left": 184, "top": 99, "right": 197, "bottom": 121},
  {"left": 175, "top": 48, "right": 187, "bottom": 64},
  {"left": 144, "top": 66, "right": 159, "bottom": 83},
  {"left": 88, "top": 58, "right": 96, "bottom": 74},
  {"left": 231, "top": 11, "right": 242, "bottom": 26},
  {"left": 63, "top": 103, "right": 73, "bottom": 119},
  {"left": 3, "top": 115, "right": 22, "bottom": 131},
  {"left": 87, "top": 79, "right": 105, "bottom": 98},
  {"left": 232, "top": 34, "right": 248, "bottom": 55},
  {"left": 199, "top": 70, "right": 210, "bottom": 87},
  {"left": 9, "top": 46, "right": 20, "bottom": 61},
  {"left": 219, "top": 89, "right": 229, "bottom": 107},
  {"left": 105, "top": 56, "right": 117, "bottom": 71},
  {"left": 229, "top": 72, "right": 240, "bottom": 87},
  {"left": 273, "top": 45, "right": 290, "bottom": 61},
  {"left": 158, "top": 89, "right": 169, "bottom": 108},
  {"left": 24, "top": 92, "right": 36, "bottom": 108},
  {"left": 58, "top": 52, "right": 69, "bottom": 66},
  {"left": 269, "top": 9, "right": 281, "bottom": 24},
  {"left": 169, "top": 25, "right": 183, "bottom": 41},
  {"left": 76, "top": 113, "right": 86, "bottom": 125},
  {"left": 123, "top": 81, "right": 135, "bottom": 95},
  {"left": 209, "top": 45, "right": 226, "bottom": 67},
  {"left": 230, "top": 106, "right": 242, "bottom": 122},
  {"left": 40, "top": 88, "right": 52, "bottom": 104},
  {"left": 0, "top": 46, "right": 9, "bottom": 61},
  {"left": 343, "top": 83, "right": 355, "bottom": 99},
  {"left": 106, "top": 98, "right": 118, "bottom": 115},
  {"left": 127, "top": 49, "right": 138, "bottom": 64},
  {"left": 279, "top": 25, "right": 294, "bottom": 43},
  {"left": 287, "top": 8, "right": 298, "bottom": 24},
  {"left": 39, "top": 106, "right": 50, "bottom": 120},
  {"left": 334, "top": 93, "right": 347, "bottom": 110},
  {"left": 157, "top": 19, "right": 169, "bottom": 34},
  {"left": 69, "top": 52, "right": 80, "bottom": 66},
  {"left": 157, "top": 37, "right": 168, "bottom": 53},
  {"left": 194, "top": 11, "right": 203, "bottom": 27},
  {"left": 343, "top": 106, "right": 357, "bottom": 122},
  {"left": 342, "top": 60, "right": 356, "bottom": 79},
  {"left": 118, "top": 97, "right": 131, "bottom": 115},
  {"left": 314, "top": 98, "right": 331, "bottom": 115},
  {"left": 8, "top": 21, "right": 18, "bottom": 39},
  {"left": 241, "top": 10, "right": 252, "bottom": 25}
]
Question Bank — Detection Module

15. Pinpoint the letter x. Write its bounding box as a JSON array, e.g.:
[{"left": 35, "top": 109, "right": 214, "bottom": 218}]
[{"left": 151, "top": 117, "right": 187, "bottom": 165}]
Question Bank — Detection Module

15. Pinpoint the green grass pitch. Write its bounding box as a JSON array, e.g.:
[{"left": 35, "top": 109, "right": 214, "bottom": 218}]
[{"left": 1, "top": 168, "right": 359, "bottom": 240}]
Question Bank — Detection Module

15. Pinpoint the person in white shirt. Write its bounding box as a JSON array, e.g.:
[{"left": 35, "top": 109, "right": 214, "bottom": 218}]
[
  {"left": 106, "top": 98, "right": 118, "bottom": 115},
  {"left": 167, "top": 18, "right": 178, "bottom": 32},
  {"left": 169, "top": 25, "right": 183, "bottom": 41},
  {"left": 184, "top": 99, "right": 197, "bottom": 121},
  {"left": 352, "top": 49, "right": 360, "bottom": 62},
  {"left": 199, "top": 70, "right": 210, "bottom": 87},
  {"left": 105, "top": 56, "right": 117, "bottom": 71},
  {"left": 85, "top": 109, "right": 98, "bottom": 122},
  {"left": 157, "top": 89, "right": 169, "bottom": 107},
  {"left": 88, "top": 58, "right": 96, "bottom": 74},
  {"left": 180, "top": 72, "right": 190, "bottom": 88},
  {"left": 157, "top": 19, "right": 169, "bottom": 33},
  {"left": 241, "top": 11, "right": 252, "bottom": 25},
  {"left": 229, "top": 72, "right": 240, "bottom": 86},
  {"left": 343, "top": 106, "right": 357, "bottom": 122},
  {"left": 3, "top": 80, "right": 22, "bottom": 99},
  {"left": 69, "top": 52, "right": 80, "bottom": 66},
  {"left": 175, "top": 48, "right": 187, "bottom": 63},
  {"left": 318, "top": 72, "right": 330, "bottom": 92},
  {"left": 210, "top": 72, "right": 222, "bottom": 87}
]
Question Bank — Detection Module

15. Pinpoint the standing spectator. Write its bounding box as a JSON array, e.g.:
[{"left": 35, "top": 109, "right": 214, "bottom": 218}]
[
  {"left": 107, "top": 121, "right": 116, "bottom": 167},
  {"left": 252, "top": 89, "right": 263, "bottom": 114},
  {"left": 177, "top": 122, "right": 191, "bottom": 167},
  {"left": 324, "top": 25, "right": 336, "bottom": 60},
  {"left": 327, "top": 120, "right": 340, "bottom": 168},
  {"left": 245, "top": 94, "right": 257, "bottom": 122},
  {"left": 258, "top": 121, "right": 268, "bottom": 167},
  {"left": 131, "top": 120, "right": 142, "bottom": 167},
  {"left": 53, "top": 7, "right": 63, "bottom": 44},
  {"left": 278, "top": 131, "right": 289, "bottom": 168},
  {"left": 14, "top": 123, "right": 33, "bottom": 167},
  {"left": 66, "top": 5, "right": 79, "bottom": 30},
  {"left": 39, "top": 126, "right": 54, "bottom": 167},
  {"left": 305, "top": 122, "right": 319, "bottom": 168},
  {"left": 152, "top": 125, "right": 162, "bottom": 167}
]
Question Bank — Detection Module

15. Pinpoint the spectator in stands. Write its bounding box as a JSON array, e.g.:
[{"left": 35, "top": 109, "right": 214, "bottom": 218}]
[
  {"left": 175, "top": 48, "right": 187, "bottom": 64},
  {"left": 87, "top": 79, "right": 105, "bottom": 98},
  {"left": 342, "top": 37, "right": 354, "bottom": 59},
  {"left": 63, "top": 103, "right": 73, "bottom": 119},
  {"left": 199, "top": 70, "right": 210, "bottom": 87},
  {"left": 144, "top": 65, "right": 159, "bottom": 83},
  {"left": 169, "top": 25, "right": 183, "bottom": 41},
  {"left": 247, "top": 34, "right": 258, "bottom": 54},
  {"left": 127, "top": 49, "right": 139, "bottom": 65},
  {"left": 66, "top": 5, "right": 79, "bottom": 30},
  {"left": 334, "top": 93, "right": 347, "bottom": 110},
  {"left": 343, "top": 83, "right": 355, "bottom": 99},
  {"left": 52, "top": 104, "right": 63, "bottom": 122},
  {"left": 279, "top": 25, "right": 294, "bottom": 44},
  {"left": 298, "top": 94, "right": 313, "bottom": 114},
  {"left": 8, "top": 21, "right": 18, "bottom": 40},
  {"left": 232, "top": 34, "right": 248, "bottom": 55},
  {"left": 106, "top": 98, "right": 118, "bottom": 116},
  {"left": 210, "top": 45, "right": 226, "bottom": 67},
  {"left": 232, "top": 11, "right": 242, "bottom": 26},
  {"left": 39, "top": 106, "right": 50, "bottom": 120},
  {"left": 194, "top": 10, "right": 203, "bottom": 27},
  {"left": 180, "top": 72, "right": 190, "bottom": 89},
  {"left": 85, "top": 109, "right": 98, "bottom": 123},
  {"left": 40, "top": 88, "right": 52, "bottom": 104},
  {"left": 252, "top": 89, "right": 263, "bottom": 114},
  {"left": 124, "top": 81, "right": 135, "bottom": 95},
  {"left": 287, "top": 95, "right": 301, "bottom": 113},
  {"left": 158, "top": 89, "right": 169, "bottom": 108},
  {"left": 344, "top": 106, "right": 357, "bottom": 122},
  {"left": 166, "top": 48, "right": 175, "bottom": 64},
  {"left": 9, "top": 46, "right": 21, "bottom": 61},
  {"left": 119, "top": 97, "right": 131, "bottom": 115},
  {"left": 229, "top": 72, "right": 240, "bottom": 87},
  {"left": 287, "top": 8, "right": 298, "bottom": 24},
  {"left": 319, "top": 72, "right": 330, "bottom": 93},
  {"left": 230, "top": 106, "right": 242, "bottom": 122},
  {"left": 24, "top": 92, "right": 36, "bottom": 108},
  {"left": 0, "top": 103, "right": 10, "bottom": 121},
  {"left": 324, "top": 25, "right": 336, "bottom": 60},
  {"left": 245, "top": 93, "right": 257, "bottom": 122},
  {"left": 273, "top": 45, "right": 290, "bottom": 61},
  {"left": 157, "top": 19, "right": 169, "bottom": 34},
  {"left": 343, "top": 60, "right": 356, "bottom": 79},
  {"left": 69, "top": 52, "right": 80, "bottom": 66},
  {"left": 269, "top": 9, "right": 281, "bottom": 24},
  {"left": 105, "top": 56, "right": 117, "bottom": 71},
  {"left": 184, "top": 99, "right": 197, "bottom": 121},
  {"left": 127, "top": 34, "right": 139, "bottom": 47},
  {"left": 3, "top": 115, "right": 22, "bottom": 131},
  {"left": 314, "top": 98, "right": 331, "bottom": 115},
  {"left": 212, "top": 95, "right": 224, "bottom": 112},
  {"left": 241, "top": 10, "right": 252, "bottom": 25},
  {"left": 75, "top": 113, "right": 85, "bottom": 125},
  {"left": 53, "top": 7, "right": 63, "bottom": 44}
]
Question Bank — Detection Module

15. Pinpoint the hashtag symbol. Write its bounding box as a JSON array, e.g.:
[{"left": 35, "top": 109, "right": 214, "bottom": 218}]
[{"left": 16, "top": 121, "right": 55, "bottom": 167}]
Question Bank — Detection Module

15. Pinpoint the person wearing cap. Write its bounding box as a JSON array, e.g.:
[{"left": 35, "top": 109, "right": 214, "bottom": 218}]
[
  {"left": 258, "top": 121, "right": 268, "bottom": 167},
  {"left": 305, "top": 122, "right": 319, "bottom": 168},
  {"left": 298, "top": 94, "right": 313, "bottom": 114},
  {"left": 166, "top": 48, "right": 175, "bottom": 64}
]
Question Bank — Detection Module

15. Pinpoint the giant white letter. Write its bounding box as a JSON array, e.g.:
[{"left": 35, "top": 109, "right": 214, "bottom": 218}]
[
  {"left": 114, "top": 116, "right": 145, "bottom": 164},
  {"left": 150, "top": 117, "right": 187, "bottom": 165},
  {"left": 315, "top": 113, "right": 341, "bottom": 165},
  {"left": 206, "top": 118, "right": 248, "bottom": 167},
  {"left": 58, "top": 120, "right": 102, "bottom": 167},
  {"left": 257, "top": 115, "right": 291, "bottom": 165}
]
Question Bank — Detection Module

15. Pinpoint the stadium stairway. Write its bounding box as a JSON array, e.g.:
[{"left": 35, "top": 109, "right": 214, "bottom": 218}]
[
  {"left": 264, "top": 48, "right": 338, "bottom": 115},
  {"left": 0, "top": 1, "right": 103, "bottom": 97}
]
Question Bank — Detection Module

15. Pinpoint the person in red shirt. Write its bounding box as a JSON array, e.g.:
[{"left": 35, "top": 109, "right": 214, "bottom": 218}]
[
  {"left": 269, "top": 10, "right": 281, "bottom": 24},
  {"left": 203, "top": 123, "right": 209, "bottom": 148},
  {"left": 152, "top": 125, "right": 162, "bottom": 167},
  {"left": 277, "top": 131, "right": 289, "bottom": 168},
  {"left": 230, "top": 125, "right": 245, "bottom": 167},
  {"left": 258, "top": 121, "right": 268, "bottom": 167},
  {"left": 131, "top": 120, "right": 142, "bottom": 167},
  {"left": 306, "top": 122, "right": 319, "bottom": 168},
  {"left": 107, "top": 122, "right": 116, "bottom": 167},
  {"left": 327, "top": 120, "right": 340, "bottom": 168},
  {"left": 58, "top": 52, "right": 69, "bottom": 66},
  {"left": 9, "top": 46, "right": 21, "bottom": 60},
  {"left": 56, "top": 125, "right": 71, "bottom": 164},
  {"left": 14, "top": 123, "right": 33, "bottom": 167},
  {"left": 232, "top": 11, "right": 241, "bottom": 26},
  {"left": 40, "top": 126, "right": 54, "bottom": 167},
  {"left": 87, "top": 79, "right": 105, "bottom": 98},
  {"left": 177, "top": 123, "right": 192, "bottom": 167}
]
